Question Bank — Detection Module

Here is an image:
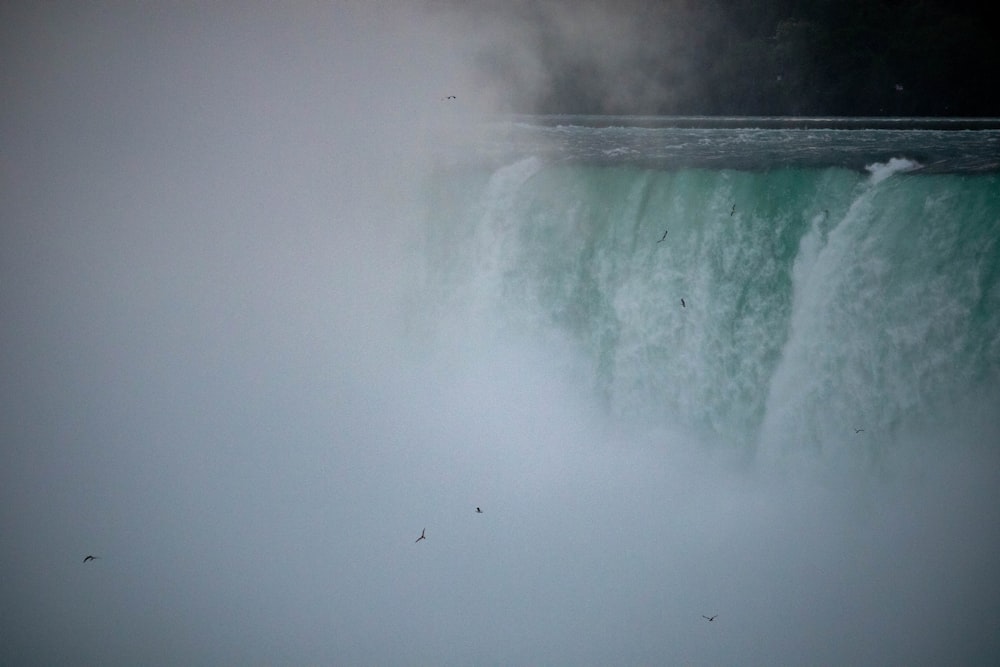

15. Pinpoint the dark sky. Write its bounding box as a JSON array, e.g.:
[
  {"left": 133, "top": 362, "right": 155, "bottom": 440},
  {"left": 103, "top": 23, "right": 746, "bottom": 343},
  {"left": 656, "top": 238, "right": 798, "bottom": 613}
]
[{"left": 2, "top": 3, "right": 999, "bottom": 665}]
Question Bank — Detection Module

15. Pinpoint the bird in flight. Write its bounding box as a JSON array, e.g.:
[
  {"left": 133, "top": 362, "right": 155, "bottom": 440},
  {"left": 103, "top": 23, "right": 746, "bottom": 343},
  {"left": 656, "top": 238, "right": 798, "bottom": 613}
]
[
  {"left": 442, "top": 95, "right": 457, "bottom": 100},
  {"left": 415, "top": 528, "right": 426, "bottom": 543},
  {"left": 730, "top": 203, "right": 736, "bottom": 216},
  {"left": 702, "top": 614, "right": 717, "bottom": 622},
  {"left": 476, "top": 507, "right": 483, "bottom": 513},
  {"left": 855, "top": 428, "right": 865, "bottom": 434},
  {"left": 681, "top": 298, "right": 686, "bottom": 308},
  {"left": 83, "top": 555, "right": 99, "bottom": 563},
  {"left": 657, "top": 229, "right": 668, "bottom": 243}
]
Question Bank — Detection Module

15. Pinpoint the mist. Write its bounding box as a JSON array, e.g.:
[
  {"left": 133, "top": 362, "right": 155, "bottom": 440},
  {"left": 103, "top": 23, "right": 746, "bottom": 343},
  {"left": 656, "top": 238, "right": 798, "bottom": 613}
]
[
  {"left": 2, "top": 3, "right": 999, "bottom": 665},
  {"left": 428, "top": 0, "right": 724, "bottom": 115}
]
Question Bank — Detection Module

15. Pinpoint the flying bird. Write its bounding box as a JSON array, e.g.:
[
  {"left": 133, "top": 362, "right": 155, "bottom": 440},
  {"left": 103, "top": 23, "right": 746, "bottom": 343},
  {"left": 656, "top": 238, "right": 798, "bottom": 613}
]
[
  {"left": 855, "top": 428, "right": 865, "bottom": 434},
  {"left": 415, "top": 528, "right": 426, "bottom": 543},
  {"left": 730, "top": 203, "right": 736, "bottom": 216},
  {"left": 702, "top": 614, "right": 717, "bottom": 622},
  {"left": 83, "top": 555, "right": 99, "bottom": 563},
  {"left": 476, "top": 507, "right": 483, "bottom": 513},
  {"left": 442, "top": 95, "right": 457, "bottom": 100},
  {"left": 657, "top": 229, "right": 668, "bottom": 243},
  {"left": 681, "top": 298, "right": 686, "bottom": 308}
]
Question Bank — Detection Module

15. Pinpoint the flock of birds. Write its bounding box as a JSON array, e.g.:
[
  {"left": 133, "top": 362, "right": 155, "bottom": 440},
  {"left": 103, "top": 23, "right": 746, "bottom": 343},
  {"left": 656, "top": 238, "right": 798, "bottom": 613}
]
[
  {"left": 406, "top": 507, "right": 721, "bottom": 623},
  {"left": 79, "top": 160, "right": 872, "bottom": 630},
  {"left": 85, "top": 508, "right": 722, "bottom": 622},
  {"left": 656, "top": 202, "right": 739, "bottom": 309}
]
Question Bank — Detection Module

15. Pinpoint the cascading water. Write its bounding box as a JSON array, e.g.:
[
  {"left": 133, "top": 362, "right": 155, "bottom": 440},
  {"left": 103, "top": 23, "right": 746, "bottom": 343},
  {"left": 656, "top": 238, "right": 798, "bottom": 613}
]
[
  {"left": 400, "top": 124, "right": 1000, "bottom": 664},
  {"left": 419, "top": 152, "right": 1000, "bottom": 464}
]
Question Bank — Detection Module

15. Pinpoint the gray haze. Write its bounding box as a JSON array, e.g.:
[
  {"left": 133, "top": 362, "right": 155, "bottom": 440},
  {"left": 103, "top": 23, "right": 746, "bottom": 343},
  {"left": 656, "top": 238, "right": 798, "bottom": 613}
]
[
  {"left": 435, "top": 0, "right": 723, "bottom": 114},
  {"left": 2, "top": 3, "right": 999, "bottom": 666}
]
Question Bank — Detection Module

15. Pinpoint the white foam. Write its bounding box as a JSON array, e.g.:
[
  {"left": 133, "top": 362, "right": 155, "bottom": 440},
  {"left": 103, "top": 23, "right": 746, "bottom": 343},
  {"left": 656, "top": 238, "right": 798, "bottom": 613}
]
[{"left": 865, "top": 156, "right": 921, "bottom": 184}]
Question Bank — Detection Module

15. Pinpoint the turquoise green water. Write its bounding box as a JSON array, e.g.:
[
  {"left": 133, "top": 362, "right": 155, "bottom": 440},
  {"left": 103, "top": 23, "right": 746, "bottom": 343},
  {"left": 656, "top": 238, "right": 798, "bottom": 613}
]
[{"left": 421, "top": 157, "right": 1000, "bottom": 459}]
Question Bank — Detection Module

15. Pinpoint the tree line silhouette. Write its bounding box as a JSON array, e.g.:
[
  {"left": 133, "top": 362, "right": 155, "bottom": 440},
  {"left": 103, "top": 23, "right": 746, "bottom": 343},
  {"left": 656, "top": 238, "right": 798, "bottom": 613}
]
[{"left": 471, "top": 0, "right": 998, "bottom": 117}]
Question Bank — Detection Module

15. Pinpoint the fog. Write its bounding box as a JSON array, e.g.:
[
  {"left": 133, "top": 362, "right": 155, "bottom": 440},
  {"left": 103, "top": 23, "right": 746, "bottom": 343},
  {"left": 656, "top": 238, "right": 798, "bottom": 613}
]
[
  {"left": 2, "top": 3, "right": 999, "bottom": 665},
  {"left": 431, "top": 0, "right": 725, "bottom": 114}
]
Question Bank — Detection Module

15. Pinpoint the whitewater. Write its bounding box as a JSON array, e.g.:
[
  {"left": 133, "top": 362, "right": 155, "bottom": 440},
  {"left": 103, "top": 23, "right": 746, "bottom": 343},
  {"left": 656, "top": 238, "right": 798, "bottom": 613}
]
[
  {"left": 417, "top": 120, "right": 1000, "bottom": 468},
  {"left": 391, "top": 120, "right": 1000, "bottom": 663}
]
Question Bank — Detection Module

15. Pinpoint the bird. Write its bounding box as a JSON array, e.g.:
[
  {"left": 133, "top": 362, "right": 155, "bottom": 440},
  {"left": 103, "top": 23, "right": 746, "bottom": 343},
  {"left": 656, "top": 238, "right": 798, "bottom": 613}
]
[
  {"left": 476, "top": 507, "right": 483, "bottom": 513},
  {"left": 443, "top": 95, "right": 457, "bottom": 100},
  {"left": 415, "top": 528, "right": 426, "bottom": 543},
  {"left": 681, "top": 298, "right": 686, "bottom": 308},
  {"left": 702, "top": 614, "right": 717, "bottom": 622},
  {"left": 657, "top": 229, "right": 668, "bottom": 243},
  {"left": 730, "top": 203, "right": 736, "bottom": 216},
  {"left": 855, "top": 428, "right": 865, "bottom": 434},
  {"left": 83, "top": 555, "right": 99, "bottom": 563}
]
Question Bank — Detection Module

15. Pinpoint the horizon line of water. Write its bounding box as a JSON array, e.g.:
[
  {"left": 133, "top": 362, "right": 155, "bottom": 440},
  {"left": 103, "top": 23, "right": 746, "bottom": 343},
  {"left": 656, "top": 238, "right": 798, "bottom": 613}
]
[{"left": 497, "top": 114, "right": 1000, "bottom": 131}]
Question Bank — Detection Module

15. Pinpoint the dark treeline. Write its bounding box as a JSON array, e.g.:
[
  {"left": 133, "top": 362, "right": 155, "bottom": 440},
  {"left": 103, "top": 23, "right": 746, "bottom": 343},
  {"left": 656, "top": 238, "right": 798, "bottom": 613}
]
[
  {"left": 452, "top": 0, "right": 999, "bottom": 117},
  {"left": 693, "top": 0, "right": 997, "bottom": 116}
]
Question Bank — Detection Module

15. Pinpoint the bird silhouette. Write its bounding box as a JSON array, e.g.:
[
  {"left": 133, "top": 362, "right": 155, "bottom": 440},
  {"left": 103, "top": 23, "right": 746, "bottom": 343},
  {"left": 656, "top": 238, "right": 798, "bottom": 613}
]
[
  {"left": 657, "top": 229, "right": 668, "bottom": 243},
  {"left": 730, "top": 203, "right": 736, "bottom": 216},
  {"left": 855, "top": 428, "right": 865, "bottom": 434},
  {"left": 702, "top": 614, "right": 717, "bottom": 622},
  {"left": 415, "top": 528, "right": 426, "bottom": 543},
  {"left": 83, "top": 555, "right": 99, "bottom": 563},
  {"left": 681, "top": 298, "right": 686, "bottom": 308},
  {"left": 476, "top": 507, "right": 483, "bottom": 513}
]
